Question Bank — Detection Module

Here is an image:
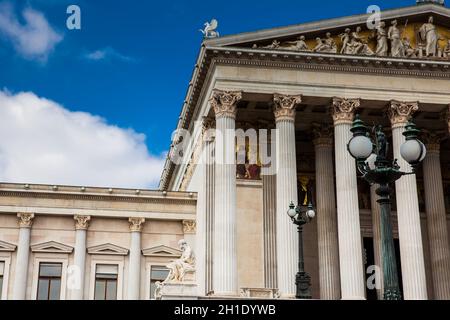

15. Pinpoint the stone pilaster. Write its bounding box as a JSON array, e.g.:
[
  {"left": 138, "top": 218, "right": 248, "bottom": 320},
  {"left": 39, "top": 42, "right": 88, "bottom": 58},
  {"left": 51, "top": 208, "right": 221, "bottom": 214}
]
[
  {"left": 273, "top": 93, "right": 301, "bottom": 297},
  {"left": 210, "top": 89, "right": 242, "bottom": 296},
  {"left": 331, "top": 97, "right": 366, "bottom": 300},
  {"left": 127, "top": 217, "right": 145, "bottom": 300},
  {"left": 12, "top": 213, "right": 34, "bottom": 300},
  {"left": 421, "top": 131, "right": 450, "bottom": 300},
  {"left": 263, "top": 173, "right": 277, "bottom": 290},
  {"left": 388, "top": 100, "right": 427, "bottom": 300},
  {"left": 370, "top": 185, "right": 383, "bottom": 299},
  {"left": 312, "top": 124, "right": 341, "bottom": 300},
  {"left": 71, "top": 215, "right": 91, "bottom": 300}
]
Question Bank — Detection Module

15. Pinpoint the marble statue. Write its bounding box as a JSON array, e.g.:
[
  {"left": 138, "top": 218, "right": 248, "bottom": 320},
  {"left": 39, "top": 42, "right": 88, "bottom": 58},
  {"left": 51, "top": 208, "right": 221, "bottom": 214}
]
[
  {"left": 388, "top": 20, "right": 405, "bottom": 57},
  {"left": 419, "top": 16, "right": 440, "bottom": 57},
  {"left": 375, "top": 21, "right": 389, "bottom": 57},
  {"left": 314, "top": 32, "right": 337, "bottom": 53},
  {"left": 403, "top": 37, "right": 417, "bottom": 58},
  {"left": 349, "top": 27, "right": 374, "bottom": 56},
  {"left": 325, "top": 32, "right": 338, "bottom": 53},
  {"left": 284, "top": 35, "right": 310, "bottom": 51},
  {"left": 164, "top": 239, "right": 196, "bottom": 283},
  {"left": 444, "top": 40, "right": 450, "bottom": 58},
  {"left": 200, "top": 19, "right": 219, "bottom": 39},
  {"left": 340, "top": 28, "right": 352, "bottom": 54}
]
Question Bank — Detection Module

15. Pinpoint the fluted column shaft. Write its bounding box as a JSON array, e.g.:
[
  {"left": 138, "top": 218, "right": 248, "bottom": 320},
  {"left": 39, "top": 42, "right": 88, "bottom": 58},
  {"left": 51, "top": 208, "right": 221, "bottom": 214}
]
[
  {"left": 389, "top": 100, "right": 427, "bottom": 300},
  {"left": 127, "top": 218, "right": 144, "bottom": 300},
  {"left": 210, "top": 90, "right": 241, "bottom": 296},
  {"left": 422, "top": 142, "right": 450, "bottom": 299},
  {"left": 12, "top": 213, "right": 34, "bottom": 300},
  {"left": 370, "top": 185, "right": 384, "bottom": 299},
  {"left": 273, "top": 94, "right": 301, "bottom": 297},
  {"left": 71, "top": 215, "right": 90, "bottom": 300},
  {"left": 331, "top": 98, "right": 365, "bottom": 300},
  {"left": 313, "top": 130, "right": 341, "bottom": 300},
  {"left": 263, "top": 174, "right": 277, "bottom": 289}
]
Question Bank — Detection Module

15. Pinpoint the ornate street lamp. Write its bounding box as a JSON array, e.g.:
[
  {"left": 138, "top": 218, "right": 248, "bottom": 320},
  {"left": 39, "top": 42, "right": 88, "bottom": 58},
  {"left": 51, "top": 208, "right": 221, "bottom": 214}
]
[
  {"left": 287, "top": 201, "right": 316, "bottom": 299},
  {"left": 347, "top": 115, "right": 427, "bottom": 300}
]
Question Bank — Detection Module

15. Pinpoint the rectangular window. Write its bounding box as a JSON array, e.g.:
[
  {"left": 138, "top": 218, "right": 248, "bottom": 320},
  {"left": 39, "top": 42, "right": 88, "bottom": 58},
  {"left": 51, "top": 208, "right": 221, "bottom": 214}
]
[
  {"left": 37, "top": 262, "right": 62, "bottom": 300},
  {"left": 150, "top": 266, "right": 169, "bottom": 300},
  {"left": 94, "top": 264, "right": 118, "bottom": 300},
  {"left": 0, "top": 261, "right": 4, "bottom": 299}
]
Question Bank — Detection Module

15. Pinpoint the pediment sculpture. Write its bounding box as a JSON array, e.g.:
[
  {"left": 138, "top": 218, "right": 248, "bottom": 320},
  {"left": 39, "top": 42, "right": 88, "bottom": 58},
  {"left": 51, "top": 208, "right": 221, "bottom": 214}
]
[{"left": 251, "top": 15, "right": 450, "bottom": 60}]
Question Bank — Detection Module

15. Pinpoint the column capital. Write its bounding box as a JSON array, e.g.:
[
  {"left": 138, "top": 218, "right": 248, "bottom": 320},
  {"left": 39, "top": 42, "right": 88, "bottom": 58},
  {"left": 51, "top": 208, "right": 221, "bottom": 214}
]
[
  {"left": 421, "top": 130, "right": 447, "bottom": 153},
  {"left": 312, "top": 123, "right": 334, "bottom": 147},
  {"left": 17, "top": 213, "right": 34, "bottom": 228},
  {"left": 331, "top": 97, "right": 360, "bottom": 125},
  {"left": 210, "top": 89, "right": 242, "bottom": 119},
  {"left": 74, "top": 215, "right": 91, "bottom": 230},
  {"left": 182, "top": 220, "right": 197, "bottom": 234},
  {"left": 388, "top": 100, "right": 419, "bottom": 128},
  {"left": 202, "top": 117, "right": 216, "bottom": 142},
  {"left": 129, "top": 217, "right": 145, "bottom": 232},
  {"left": 273, "top": 93, "right": 302, "bottom": 122}
]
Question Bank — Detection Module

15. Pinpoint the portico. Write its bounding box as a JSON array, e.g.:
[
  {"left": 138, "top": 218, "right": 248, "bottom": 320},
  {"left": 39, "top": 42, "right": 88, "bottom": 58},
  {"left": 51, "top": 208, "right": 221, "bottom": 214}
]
[{"left": 161, "top": 3, "right": 450, "bottom": 299}]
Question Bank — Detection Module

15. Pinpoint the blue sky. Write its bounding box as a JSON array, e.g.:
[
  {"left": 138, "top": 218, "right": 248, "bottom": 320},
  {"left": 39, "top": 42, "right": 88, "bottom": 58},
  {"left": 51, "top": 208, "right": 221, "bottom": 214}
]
[{"left": 0, "top": 0, "right": 432, "bottom": 188}]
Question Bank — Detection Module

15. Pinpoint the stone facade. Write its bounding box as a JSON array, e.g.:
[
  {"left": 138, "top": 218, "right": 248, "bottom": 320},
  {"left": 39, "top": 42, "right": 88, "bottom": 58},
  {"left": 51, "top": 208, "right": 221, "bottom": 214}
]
[{"left": 1, "top": 3, "right": 450, "bottom": 301}]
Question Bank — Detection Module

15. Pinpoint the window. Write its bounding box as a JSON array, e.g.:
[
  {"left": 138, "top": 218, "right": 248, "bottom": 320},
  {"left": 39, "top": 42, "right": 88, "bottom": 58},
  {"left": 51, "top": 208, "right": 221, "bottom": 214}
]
[
  {"left": 0, "top": 262, "right": 4, "bottom": 299},
  {"left": 37, "top": 263, "right": 62, "bottom": 300},
  {"left": 94, "top": 264, "right": 118, "bottom": 300},
  {"left": 149, "top": 266, "right": 169, "bottom": 299}
]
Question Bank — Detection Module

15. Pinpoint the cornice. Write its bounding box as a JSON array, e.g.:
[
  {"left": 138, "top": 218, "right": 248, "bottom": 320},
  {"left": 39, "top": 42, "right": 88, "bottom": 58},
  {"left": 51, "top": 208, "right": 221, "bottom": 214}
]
[{"left": 0, "top": 189, "right": 196, "bottom": 206}]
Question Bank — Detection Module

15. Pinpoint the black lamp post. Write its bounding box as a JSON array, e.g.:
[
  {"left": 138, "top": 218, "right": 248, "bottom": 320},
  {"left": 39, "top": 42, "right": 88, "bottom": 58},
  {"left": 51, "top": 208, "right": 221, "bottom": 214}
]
[
  {"left": 287, "top": 201, "right": 316, "bottom": 299},
  {"left": 347, "top": 115, "right": 427, "bottom": 300}
]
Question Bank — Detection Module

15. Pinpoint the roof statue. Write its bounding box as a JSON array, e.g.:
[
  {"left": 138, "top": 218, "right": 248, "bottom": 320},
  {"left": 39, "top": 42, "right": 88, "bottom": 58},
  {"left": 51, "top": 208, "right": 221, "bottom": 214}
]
[
  {"left": 200, "top": 19, "right": 219, "bottom": 39},
  {"left": 416, "top": 0, "right": 445, "bottom": 5}
]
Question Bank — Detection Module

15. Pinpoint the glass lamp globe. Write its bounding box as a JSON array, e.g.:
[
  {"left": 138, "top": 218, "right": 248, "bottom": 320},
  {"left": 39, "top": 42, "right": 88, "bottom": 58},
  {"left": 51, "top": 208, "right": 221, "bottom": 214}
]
[
  {"left": 366, "top": 153, "right": 377, "bottom": 170},
  {"left": 348, "top": 135, "right": 373, "bottom": 160},
  {"left": 400, "top": 139, "right": 427, "bottom": 165},
  {"left": 307, "top": 208, "right": 316, "bottom": 219},
  {"left": 287, "top": 203, "right": 297, "bottom": 218}
]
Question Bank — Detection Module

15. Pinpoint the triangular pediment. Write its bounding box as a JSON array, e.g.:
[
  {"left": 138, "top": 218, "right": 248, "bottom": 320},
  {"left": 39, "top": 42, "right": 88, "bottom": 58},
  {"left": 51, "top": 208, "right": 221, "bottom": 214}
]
[
  {"left": 205, "top": 4, "right": 450, "bottom": 61},
  {"left": 31, "top": 241, "right": 73, "bottom": 254},
  {"left": 87, "top": 243, "right": 129, "bottom": 256},
  {"left": 142, "top": 245, "right": 181, "bottom": 258},
  {"left": 0, "top": 240, "right": 17, "bottom": 252}
]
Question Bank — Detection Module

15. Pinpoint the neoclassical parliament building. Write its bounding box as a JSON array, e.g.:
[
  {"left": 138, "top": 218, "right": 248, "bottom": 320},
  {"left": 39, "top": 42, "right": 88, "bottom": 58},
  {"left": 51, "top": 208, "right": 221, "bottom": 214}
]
[{"left": 1, "top": 1, "right": 450, "bottom": 300}]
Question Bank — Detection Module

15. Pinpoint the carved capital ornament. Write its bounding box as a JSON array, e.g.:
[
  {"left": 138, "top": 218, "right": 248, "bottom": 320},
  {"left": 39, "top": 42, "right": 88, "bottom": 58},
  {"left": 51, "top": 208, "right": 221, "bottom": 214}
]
[
  {"left": 331, "top": 98, "right": 360, "bottom": 124},
  {"left": 273, "top": 94, "right": 302, "bottom": 121},
  {"left": 312, "top": 123, "right": 334, "bottom": 147},
  {"left": 210, "top": 90, "right": 243, "bottom": 119},
  {"left": 421, "top": 130, "right": 447, "bottom": 153},
  {"left": 129, "top": 217, "right": 145, "bottom": 232},
  {"left": 74, "top": 215, "right": 91, "bottom": 230},
  {"left": 388, "top": 100, "right": 419, "bottom": 127},
  {"left": 182, "top": 220, "right": 197, "bottom": 234},
  {"left": 17, "top": 213, "right": 34, "bottom": 228}
]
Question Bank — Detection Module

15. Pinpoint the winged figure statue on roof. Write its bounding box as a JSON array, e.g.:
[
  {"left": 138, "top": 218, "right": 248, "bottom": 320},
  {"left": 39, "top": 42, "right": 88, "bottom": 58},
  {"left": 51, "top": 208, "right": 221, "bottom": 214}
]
[{"left": 200, "top": 19, "right": 220, "bottom": 39}]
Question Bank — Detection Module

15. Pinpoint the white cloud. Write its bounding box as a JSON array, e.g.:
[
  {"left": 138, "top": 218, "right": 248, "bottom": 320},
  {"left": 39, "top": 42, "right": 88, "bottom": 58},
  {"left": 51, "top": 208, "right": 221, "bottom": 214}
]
[
  {"left": 84, "top": 47, "right": 135, "bottom": 63},
  {"left": 0, "top": 90, "right": 166, "bottom": 189},
  {"left": 0, "top": 2, "right": 63, "bottom": 61}
]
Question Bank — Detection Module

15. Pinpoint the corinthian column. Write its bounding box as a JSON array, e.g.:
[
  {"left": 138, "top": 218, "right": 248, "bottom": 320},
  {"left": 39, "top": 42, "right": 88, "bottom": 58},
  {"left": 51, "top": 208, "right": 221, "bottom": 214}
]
[
  {"left": 71, "top": 215, "right": 90, "bottom": 300},
  {"left": 210, "top": 89, "right": 242, "bottom": 296},
  {"left": 422, "top": 131, "right": 450, "bottom": 300},
  {"left": 127, "top": 217, "right": 145, "bottom": 300},
  {"left": 273, "top": 93, "right": 301, "bottom": 297},
  {"left": 331, "top": 97, "right": 365, "bottom": 300},
  {"left": 12, "top": 213, "right": 34, "bottom": 300},
  {"left": 312, "top": 124, "right": 341, "bottom": 300},
  {"left": 388, "top": 100, "right": 427, "bottom": 300}
]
